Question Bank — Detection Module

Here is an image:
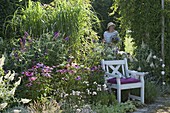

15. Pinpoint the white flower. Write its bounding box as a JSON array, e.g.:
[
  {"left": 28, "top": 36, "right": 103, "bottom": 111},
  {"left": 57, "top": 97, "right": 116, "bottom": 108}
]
[
  {"left": 153, "top": 55, "right": 157, "bottom": 59},
  {"left": 64, "top": 94, "right": 69, "bottom": 97},
  {"left": 21, "top": 98, "right": 31, "bottom": 104},
  {"left": 0, "top": 76, "right": 3, "bottom": 84},
  {"left": 0, "top": 103, "right": 8, "bottom": 109},
  {"left": 76, "top": 109, "right": 81, "bottom": 113},
  {"left": 161, "top": 71, "right": 165, "bottom": 75},
  {"left": 162, "top": 64, "right": 165, "bottom": 68},
  {"left": 8, "top": 71, "right": 15, "bottom": 81},
  {"left": 86, "top": 89, "right": 90, "bottom": 95},
  {"left": 137, "top": 66, "right": 141, "bottom": 71},
  {"left": 97, "top": 85, "right": 102, "bottom": 91},
  {"left": 10, "top": 87, "right": 16, "bottom": 95},
  {"left": 13, "top": 109, "right": 21, "bottom": 113},
  {"left": 80, "top": 65, "right": 84, "bottom": 68},
  {"left": 14, "top": 77, "right": 21, "bottom": 86},
  {"left": 146, "top": 52, "right": 152, "bottom": 62},
  {"left": 92, "top": 92, "right": 97, "bottom": 95},
  {"left": 163, "top": 82, "right": 166, "bottom": 85},
  {"left": 76, "top": 91, "right": 81, "bottom": 96},
  {"left": 72, "top": 90, "right": 76, "bottom": 95},
  {"left": 150, "top": 62, "right": 154, "bottom": 68},
  {"left": 93, "top": 81, "right": 97, "bottom": 85},
  {"left": 160, "top": 59, "right": 163, "bottom": 62},
  {"left": 4, "top": 70, "right": 11, "bottom": 79},
  {"left": 0, "top": 55, "right": 5, "bottom": 67}
]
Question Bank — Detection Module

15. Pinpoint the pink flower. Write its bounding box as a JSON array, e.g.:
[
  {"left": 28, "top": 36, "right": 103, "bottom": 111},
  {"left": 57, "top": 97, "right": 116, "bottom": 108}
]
[
  {"left": 29, "top": 77, "right": 37, "bottom": 82},
  {"left": 25, "top": 72, "right": 34, "bottom": 77}
]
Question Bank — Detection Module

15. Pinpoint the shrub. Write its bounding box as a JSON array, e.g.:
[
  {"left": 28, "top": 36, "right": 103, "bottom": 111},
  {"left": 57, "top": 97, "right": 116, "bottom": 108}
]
[{"left": 0, "top": 55, "right": 21, "bottom": 111}]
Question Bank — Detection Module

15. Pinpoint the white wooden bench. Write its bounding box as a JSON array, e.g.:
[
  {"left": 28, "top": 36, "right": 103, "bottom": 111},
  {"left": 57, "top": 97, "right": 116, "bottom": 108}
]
[{"left": 101, "top": 58, "right": 148, "bottom": 103}]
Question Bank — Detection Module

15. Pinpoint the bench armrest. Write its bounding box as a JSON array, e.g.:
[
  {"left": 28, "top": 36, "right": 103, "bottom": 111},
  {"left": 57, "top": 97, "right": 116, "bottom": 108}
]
[{"left": 128, "top": 70, "right": 148, "bottom": 76}]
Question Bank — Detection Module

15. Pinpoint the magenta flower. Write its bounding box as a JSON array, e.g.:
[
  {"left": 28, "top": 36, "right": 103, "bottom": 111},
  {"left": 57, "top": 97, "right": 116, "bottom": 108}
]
[
  {"left": 75, "top": 76, "right": 81, "bottom": 81},
  {"left": 29, "top": 77, "right": 37, "bottom": 82}
]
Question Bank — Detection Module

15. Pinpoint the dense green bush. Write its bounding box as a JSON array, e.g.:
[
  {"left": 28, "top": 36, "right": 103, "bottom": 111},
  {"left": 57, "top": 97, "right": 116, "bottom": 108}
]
[{"left": 0, "top": 56, "right": 21, "bottom": 111}]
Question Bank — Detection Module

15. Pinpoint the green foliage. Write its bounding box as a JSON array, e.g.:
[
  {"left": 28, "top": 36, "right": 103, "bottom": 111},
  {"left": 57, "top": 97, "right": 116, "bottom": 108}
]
[
  {"left": 111, "top": 0, "right": 170, "bottom": 82},
  {"left": 0, "top": 55, "right": 21, "bottom": 111},
  {"left": 145, "top": 81, "right": 161, "bottom": 103},
  {"left": 92, "top": 100, "right": 136, "bottom": 113},
  {"left": 91, "top": 0, "right": 119, "bottom": 37}
]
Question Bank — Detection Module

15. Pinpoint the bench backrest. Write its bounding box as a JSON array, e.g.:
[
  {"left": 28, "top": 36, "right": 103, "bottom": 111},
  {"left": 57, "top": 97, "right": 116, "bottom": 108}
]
[{"left": 101, "top": 58, "right": 129, "bottom": 78}]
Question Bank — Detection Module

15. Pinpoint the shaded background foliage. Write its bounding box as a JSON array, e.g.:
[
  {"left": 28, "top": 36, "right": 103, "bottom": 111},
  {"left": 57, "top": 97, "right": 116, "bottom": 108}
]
[{"left": 111, "top": 0, "right": 170, "bottom": 82}]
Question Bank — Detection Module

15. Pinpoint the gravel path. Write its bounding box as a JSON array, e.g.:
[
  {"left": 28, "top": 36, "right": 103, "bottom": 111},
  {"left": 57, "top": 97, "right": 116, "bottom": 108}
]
[{"left": 132, "top": 95, "right": 170, "bottom": 113}]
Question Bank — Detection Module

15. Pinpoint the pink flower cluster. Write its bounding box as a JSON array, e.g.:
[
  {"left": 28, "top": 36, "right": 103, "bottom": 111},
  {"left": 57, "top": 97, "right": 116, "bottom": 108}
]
[{"left": 22, "top": 63, "right": 54, "bottom": 87}]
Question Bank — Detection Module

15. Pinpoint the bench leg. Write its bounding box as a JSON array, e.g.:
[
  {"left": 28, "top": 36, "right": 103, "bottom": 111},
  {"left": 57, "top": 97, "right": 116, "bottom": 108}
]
[
  {"left": 117, "top": 89, "right": 121, "bottom": 103},
  {"left": 141, "top": 86, "right": 144, "bottom": 104}
]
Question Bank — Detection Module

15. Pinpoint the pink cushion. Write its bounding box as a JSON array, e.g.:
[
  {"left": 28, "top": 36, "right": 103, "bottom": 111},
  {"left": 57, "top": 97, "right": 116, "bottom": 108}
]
[{"left": 107, "top": 78, "right": 140, "bottom": 84}]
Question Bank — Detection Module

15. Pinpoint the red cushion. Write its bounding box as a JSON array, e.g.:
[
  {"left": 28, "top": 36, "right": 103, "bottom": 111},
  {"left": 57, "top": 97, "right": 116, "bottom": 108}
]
[{"left": 107, "top": 78, "right": 140, "bottom": 84}]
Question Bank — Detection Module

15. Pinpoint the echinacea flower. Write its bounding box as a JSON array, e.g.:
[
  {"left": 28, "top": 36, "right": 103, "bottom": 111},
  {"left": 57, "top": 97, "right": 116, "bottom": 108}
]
[
  {"left": 75, "top": 76, "right": 81, "bottom": 81},
  {"left": 25, "top": 72, "right": 34, "bottom": 77},
  {"left": 36, "top": 63, "right": 44, "bottom": 68}
]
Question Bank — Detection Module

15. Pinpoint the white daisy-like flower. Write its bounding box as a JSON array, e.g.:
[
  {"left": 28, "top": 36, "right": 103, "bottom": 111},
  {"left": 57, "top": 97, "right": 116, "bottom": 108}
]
[
  {"left": 162, "top": 64, "right": 165, "bottom": 68},
  {"left": 162, "top": 82, "right": 166, "bottom": 85},
  {"left": 153, "top": 55, "right": 157, "bottom": 59},
  {"left": 161, "top": 71, "right": 165, "bottom": 75},
  {"left": 160, "top": 59, "right": 163, "bottom": 62}
]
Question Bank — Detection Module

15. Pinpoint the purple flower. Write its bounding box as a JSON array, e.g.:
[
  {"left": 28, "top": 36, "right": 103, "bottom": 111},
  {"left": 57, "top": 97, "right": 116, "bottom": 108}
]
[
  {"left": 65, "top": 37, "right": 69, "bottom": 41},
  {"left": 90, "top": 66, "right": 98, "bottom": 71},
  {"left": 75, "top": 76, "right": 81, "bottom": 81},
  {"left": 54, "top": 32, "right": 59, "bottom": 39},
  {"left": 24, "top": 31, "right": 29, "bottom": 37}
]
